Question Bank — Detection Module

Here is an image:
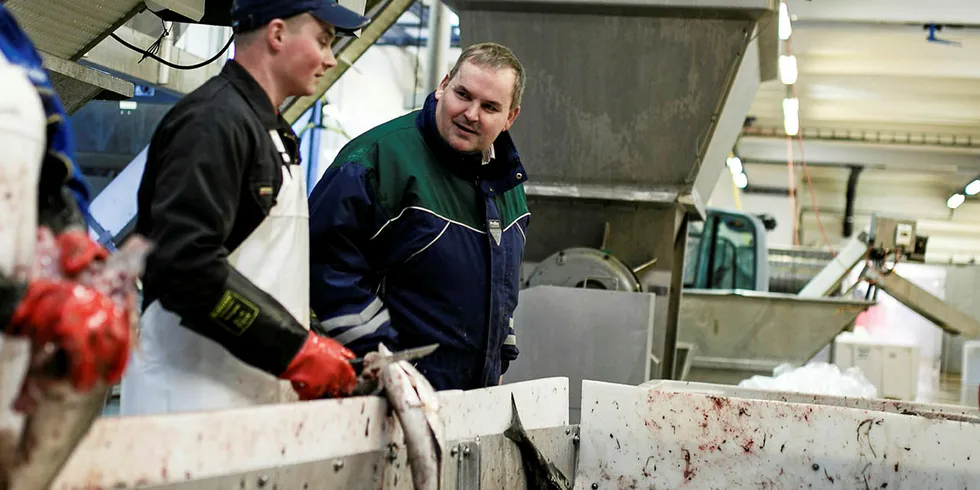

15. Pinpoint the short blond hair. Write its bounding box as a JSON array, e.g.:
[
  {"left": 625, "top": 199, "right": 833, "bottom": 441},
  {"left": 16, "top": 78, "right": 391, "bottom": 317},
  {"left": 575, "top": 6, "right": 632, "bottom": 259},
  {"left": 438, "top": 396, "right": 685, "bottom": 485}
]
[{"left": 448, "top": 42, "right": 526, "bottom": 110}]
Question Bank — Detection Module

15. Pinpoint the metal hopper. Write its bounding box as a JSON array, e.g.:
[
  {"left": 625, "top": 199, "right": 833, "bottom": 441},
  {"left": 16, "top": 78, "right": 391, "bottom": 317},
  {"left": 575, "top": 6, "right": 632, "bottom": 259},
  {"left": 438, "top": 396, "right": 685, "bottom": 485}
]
[
  {"left": 445, "top": 0, "right": 779, "bottom": 378},
  {"left": 679, "top": 289, "right": 874, "bottom": 384}
]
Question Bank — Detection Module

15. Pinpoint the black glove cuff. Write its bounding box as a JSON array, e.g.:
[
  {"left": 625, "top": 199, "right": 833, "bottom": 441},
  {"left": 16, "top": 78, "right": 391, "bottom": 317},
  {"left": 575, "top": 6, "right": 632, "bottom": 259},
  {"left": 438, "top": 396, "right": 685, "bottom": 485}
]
[
  {"left": 38, "top": 186, "right": 87, "bottom": 234},
  {"left": 0, "top": 274, "right": 27, "bottom": 332},
  {"left": 172, "top": 267, "right": 308, "bottom": 376}
]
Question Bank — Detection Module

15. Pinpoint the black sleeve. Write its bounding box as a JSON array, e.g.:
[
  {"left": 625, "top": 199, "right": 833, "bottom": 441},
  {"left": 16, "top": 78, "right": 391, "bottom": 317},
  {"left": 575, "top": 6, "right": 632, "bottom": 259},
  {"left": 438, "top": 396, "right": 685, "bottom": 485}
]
[
  {"left": 0, "top": 273, "right": 25, "bottom": 331},
  {"left": 37, "top": 152, "right": 87, "bottom": 233},
  {"left": 141, "top": 108, "right": 306, "bottom": 376}
]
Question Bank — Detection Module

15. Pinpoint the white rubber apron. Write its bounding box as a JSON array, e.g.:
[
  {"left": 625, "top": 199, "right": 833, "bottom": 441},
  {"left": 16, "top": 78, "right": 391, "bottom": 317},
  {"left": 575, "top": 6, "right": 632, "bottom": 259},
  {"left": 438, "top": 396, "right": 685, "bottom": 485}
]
[
  {"left": 120, "top": 138, "right": 309, "bottom": 416},
  {"left": 0, "top": 49, "right": 47, "bottom": 447}
]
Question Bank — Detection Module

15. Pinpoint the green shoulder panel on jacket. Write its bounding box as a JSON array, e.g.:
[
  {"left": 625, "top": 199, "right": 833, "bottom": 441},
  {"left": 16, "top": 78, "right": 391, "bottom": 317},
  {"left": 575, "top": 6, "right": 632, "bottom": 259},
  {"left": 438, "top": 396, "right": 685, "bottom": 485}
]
[
  {"left": 331, "top": 112, "right": 413, "bottom": 173},
  {"left": 331, "top": 111, "right": 529, "bottom": 231},
  {"left": 495, "top": 186, "right": 529, "bottom": 230}
]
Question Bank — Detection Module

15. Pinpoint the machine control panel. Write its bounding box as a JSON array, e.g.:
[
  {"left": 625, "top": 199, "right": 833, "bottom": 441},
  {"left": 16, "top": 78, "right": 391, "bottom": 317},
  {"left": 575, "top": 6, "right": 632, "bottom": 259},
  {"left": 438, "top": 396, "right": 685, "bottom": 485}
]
[
  {"left": 895, "top": 222, "right": 914, "bottom": 248},
  {"left": 869, "top": 214, "right": 927, "bottom": 262}
]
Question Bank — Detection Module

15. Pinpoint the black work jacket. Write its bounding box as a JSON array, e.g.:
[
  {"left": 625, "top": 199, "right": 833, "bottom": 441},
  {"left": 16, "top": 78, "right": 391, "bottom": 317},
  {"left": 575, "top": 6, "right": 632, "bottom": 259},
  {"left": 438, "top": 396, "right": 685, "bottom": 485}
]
[{"left": 135, "top": 60, "right": 307, "bottom": 374}]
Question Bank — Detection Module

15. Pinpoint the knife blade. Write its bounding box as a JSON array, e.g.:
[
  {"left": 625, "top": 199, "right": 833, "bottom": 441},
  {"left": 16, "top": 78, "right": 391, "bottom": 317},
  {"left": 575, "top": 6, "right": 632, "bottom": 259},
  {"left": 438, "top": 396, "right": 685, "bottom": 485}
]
[
  {"left": 348, "top": 344, "right": 440, "bottom": 397},
  {"left": 349, "top": 343, "right": 439, "bottom": 371}
]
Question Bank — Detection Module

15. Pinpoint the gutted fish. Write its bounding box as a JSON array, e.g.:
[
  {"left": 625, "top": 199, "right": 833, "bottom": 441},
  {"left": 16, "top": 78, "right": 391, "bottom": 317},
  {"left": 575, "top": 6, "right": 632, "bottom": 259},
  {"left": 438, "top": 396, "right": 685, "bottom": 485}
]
[
  {"left": 0, "top": 234, "right": 149, "bottom": 490},
  {"left": 378, "top": 344, "right": 443, "bottom": 490}
]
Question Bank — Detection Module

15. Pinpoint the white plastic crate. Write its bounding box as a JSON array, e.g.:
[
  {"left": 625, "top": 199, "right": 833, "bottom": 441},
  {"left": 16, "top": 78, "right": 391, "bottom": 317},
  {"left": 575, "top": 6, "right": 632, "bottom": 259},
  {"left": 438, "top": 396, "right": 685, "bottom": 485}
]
[
  {"left": 834, "top": 335, "right": 919, "bottom": 400},
  {"left": 960, "top": 340, "right": 980, "bottom": 407}
]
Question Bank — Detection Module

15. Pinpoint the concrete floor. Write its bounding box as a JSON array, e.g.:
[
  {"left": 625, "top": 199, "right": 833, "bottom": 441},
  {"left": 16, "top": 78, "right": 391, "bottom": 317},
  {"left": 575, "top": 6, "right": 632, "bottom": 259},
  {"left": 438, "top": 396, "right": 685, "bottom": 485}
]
[{"left": 918, "top": 367, "right": 969, "bottom": 407}]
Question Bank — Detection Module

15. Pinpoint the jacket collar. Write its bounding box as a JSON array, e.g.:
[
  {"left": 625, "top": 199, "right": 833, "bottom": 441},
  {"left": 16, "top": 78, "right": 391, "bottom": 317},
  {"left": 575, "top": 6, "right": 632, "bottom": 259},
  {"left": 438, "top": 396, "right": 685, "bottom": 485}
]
[
  {"left": 221, "top": 60, "right": 286, "bottom": 131},
  {"left": 220, "top": 60, "right": 300, "bottom": 161},
  {"left": 415, "top": 92, "right": 528, "bottom": 195}
]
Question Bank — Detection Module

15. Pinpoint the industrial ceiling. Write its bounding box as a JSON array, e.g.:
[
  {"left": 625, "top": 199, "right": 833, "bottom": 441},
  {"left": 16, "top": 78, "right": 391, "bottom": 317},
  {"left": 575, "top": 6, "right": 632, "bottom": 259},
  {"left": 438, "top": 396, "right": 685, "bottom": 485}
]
[
  {"left": 8, "top": 0, "right": 980, "bottom": 261},
  {"left": 733, "top": 0, "right": 980, "bottom": 261},
  {"left": 6, "top": 0, "right": 143, "bottom": 58},
  {"left": 4, "top": 0, "right": 140, "bottom": 109}
]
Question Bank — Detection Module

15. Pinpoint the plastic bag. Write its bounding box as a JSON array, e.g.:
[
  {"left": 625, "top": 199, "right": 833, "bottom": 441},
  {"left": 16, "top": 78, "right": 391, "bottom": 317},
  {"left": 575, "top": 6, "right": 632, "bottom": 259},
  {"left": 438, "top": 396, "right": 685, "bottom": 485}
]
[{"left": 739, "top": 362, "right": 878, "bottom": 398}]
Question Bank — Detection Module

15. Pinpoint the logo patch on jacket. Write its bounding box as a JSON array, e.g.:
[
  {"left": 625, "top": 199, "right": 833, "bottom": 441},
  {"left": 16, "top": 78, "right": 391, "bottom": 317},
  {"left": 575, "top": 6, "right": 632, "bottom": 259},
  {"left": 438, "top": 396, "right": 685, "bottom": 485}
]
[
  {"left": 209, "top": 290, "right": 259, "bottom": 335},
  {"left": 489, "top": 219, "right": 502, "bottom": 245}
]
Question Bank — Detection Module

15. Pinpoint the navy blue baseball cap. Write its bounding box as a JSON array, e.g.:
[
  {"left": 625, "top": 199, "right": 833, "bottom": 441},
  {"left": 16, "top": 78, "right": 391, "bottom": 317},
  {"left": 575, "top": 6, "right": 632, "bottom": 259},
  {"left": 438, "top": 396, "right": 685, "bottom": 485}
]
[{"left": 232, "top": 0, "right": 371, "bottom": 35}]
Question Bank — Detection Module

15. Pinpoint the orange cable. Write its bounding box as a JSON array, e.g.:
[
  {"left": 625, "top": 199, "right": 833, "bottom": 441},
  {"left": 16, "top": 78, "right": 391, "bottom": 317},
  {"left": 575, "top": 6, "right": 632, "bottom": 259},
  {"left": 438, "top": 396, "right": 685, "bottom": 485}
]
[{"left": 786, "top": 37, "right": 835, "bottom": 255}]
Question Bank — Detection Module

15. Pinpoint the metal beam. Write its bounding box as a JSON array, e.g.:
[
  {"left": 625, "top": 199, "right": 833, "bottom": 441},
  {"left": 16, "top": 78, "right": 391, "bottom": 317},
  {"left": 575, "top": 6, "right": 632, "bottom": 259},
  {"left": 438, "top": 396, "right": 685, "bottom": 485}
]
[
  {"left": 797, "top": 234, "right": 869, "bottom": 298},
  {"left": 690, "top": 19, "right": 774, "bottom": 219},
  {"left": 144, "top": 0, "right": 205, "bottom": 22},
  {"left": 737, "top": 135, "right": 980, "bottom": 172},
  {"left": 5, "top": 0, "right": 145, "bottom": 60},
  {"left": 743, "top": 127, "right": 980, "bottom": 148},
  {"left": 80, "top": 25, "right": 224, "bottom": 97},
  {"left": 866, "top": 267, "right": 980, "bottom": 338},
  {"left": 785, "top": 0, "right": 980, "bottom": 26},
  {"left": 447, "top": 0, "right": 774, "bottom": 17},
  {"left": 303, "top": 100, "right": 324, "bottom": 193},
  {"left": 53, "top": 378, "right": 571, "bottom": 489},
  {"left": 40, "top": 52, "right": 134, "bottom": 114},
  {"left": 282, "top": 0, "right": 414, "bottom": 122}
]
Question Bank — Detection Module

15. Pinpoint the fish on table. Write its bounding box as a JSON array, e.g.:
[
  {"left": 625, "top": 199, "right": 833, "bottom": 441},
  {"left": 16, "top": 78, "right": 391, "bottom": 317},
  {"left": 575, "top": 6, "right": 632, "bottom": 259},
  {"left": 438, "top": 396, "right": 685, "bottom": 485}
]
[
  {"left": 505, "top": 394, "right": 572, "bottom": 490},
  {"left": 0, "top": 234, "right": 149, "bottom": 490},
  {"left": 355, "top": 343, "right": 443, "bottom": 490}
]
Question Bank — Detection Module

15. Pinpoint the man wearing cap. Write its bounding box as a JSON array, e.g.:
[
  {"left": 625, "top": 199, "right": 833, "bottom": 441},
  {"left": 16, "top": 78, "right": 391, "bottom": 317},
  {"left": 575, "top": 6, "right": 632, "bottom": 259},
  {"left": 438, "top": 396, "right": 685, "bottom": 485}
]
[
  {"left": 308, "top": 42, "right": 529, "bottom": 391},
  {"left": 119, "top": 0, "right": 371, "bottom": 415}
]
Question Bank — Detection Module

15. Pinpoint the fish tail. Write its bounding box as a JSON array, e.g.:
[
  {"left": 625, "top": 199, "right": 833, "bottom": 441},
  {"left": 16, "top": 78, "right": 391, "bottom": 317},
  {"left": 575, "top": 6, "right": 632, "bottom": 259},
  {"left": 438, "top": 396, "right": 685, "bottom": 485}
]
[{"left": 504, "top": 394, "right": 526, "bottom": 443}]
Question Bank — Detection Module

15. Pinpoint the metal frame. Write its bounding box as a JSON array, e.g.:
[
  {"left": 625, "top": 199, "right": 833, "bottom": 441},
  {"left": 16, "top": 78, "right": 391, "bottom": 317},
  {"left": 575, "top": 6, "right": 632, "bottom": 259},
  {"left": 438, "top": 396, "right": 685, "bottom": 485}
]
[
  {"left": 797, "top": 224, "right": 980, "bottom": 341},
  {"left": 40, "top": 53, "right": 134, "bottom": 114},
  {"left": 578, "top": 380, "right": 980, "bottom": 488},
  {"left": 643, "top": 379, "right": 980, "bottom": 419},
  {"left": 128, "top": 427, "right": 576, "bottom": 490},
  {"left": 52, "top": 378, "right": 570, "bottom": 488},
  {"left": 798, "top": 233, "right": 870, "bottom": 298},
  {"left": 866, "top": 267, "right": 980, "bottom": 338}
]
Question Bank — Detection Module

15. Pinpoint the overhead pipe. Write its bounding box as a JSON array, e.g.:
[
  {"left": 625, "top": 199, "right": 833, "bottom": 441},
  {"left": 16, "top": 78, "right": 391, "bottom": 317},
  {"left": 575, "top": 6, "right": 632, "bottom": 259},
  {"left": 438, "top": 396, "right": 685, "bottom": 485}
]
[
  {"left": 306, "top": 99, "right": 324, "bottom": 193},
  {"left": 423, "top": 0, "right": 451, "bottom": 94},
  {"left": 843, "top": 165, "right": 863, "bottom": 238}
]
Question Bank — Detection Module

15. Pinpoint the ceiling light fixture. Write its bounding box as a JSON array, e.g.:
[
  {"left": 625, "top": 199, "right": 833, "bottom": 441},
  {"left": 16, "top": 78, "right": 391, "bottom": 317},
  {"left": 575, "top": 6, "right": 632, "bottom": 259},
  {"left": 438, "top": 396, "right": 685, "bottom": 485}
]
[
  {"left": 947, "top": 193, "right": 966, "bottom": 209},
  {"left": 726, "top": 156, "right": 743, "bottom": 175},
  {"left": 782, "top": 97, "right": 800, "bottom": 136},
  {"left": 779, "top": 55, "right": 798, "bottom": 85},
  {"left": 778, "top": 2, "right": 792, "bottom": 41},
  {"left": 734, "top": 172, "right": 748, "bottom": 189}
]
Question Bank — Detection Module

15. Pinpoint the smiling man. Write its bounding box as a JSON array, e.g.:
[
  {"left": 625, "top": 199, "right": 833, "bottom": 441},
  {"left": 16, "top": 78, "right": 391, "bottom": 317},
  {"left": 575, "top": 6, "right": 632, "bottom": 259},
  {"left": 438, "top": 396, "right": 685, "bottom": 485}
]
[
  {"left": 308, "top": 43, "right": 529, "bottom": 391},
  {"left": 120, "top": 0, "right": 371, "bottom": 415}
]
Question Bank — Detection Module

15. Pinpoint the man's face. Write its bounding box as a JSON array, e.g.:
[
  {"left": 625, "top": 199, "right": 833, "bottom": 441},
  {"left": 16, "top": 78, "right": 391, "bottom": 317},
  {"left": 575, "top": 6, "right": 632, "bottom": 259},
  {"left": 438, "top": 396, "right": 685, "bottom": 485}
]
[
  {"left": 434, "top": 61, "right": 521, "bottom": 154},
  {"left": 275, "top": 14, "right": 337, "bottom": 97}
]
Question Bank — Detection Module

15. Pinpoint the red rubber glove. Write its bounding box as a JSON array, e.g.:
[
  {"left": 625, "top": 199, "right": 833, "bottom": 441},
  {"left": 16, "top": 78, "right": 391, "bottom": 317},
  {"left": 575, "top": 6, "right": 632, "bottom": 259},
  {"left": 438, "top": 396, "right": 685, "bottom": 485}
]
[
  {"left": 56, "top": 229, "right": 109, "bottom": 276},
  {"left": 8, "top": 279, "right": 130, "bottom": 391},
  {"left": 280, "top": 332, "right": 357, "bottom": 400}
]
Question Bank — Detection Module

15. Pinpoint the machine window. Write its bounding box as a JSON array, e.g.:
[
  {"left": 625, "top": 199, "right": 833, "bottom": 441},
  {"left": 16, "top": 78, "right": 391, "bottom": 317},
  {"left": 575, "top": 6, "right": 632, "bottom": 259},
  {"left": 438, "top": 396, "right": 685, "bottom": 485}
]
[{"left": 708, "top": 216, "right": 756, "bottom": 290}]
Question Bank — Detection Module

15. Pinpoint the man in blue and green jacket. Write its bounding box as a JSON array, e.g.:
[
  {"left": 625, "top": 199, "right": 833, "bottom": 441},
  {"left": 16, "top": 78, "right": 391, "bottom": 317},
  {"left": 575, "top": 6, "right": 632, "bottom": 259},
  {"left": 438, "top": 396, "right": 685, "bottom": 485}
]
[{"left": 308, "top": 42, "right": 529, "bottom": 390}]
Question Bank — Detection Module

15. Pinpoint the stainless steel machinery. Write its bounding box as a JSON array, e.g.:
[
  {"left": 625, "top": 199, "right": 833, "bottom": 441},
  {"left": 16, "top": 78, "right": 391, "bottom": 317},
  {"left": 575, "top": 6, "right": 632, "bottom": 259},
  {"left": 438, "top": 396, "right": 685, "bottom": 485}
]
[
  {"left": 444, "top": 0, "right": 781, "bottom": 380},
  {"left": 519, "top": 245, "right": 873, "bottom": 385},
  {"left": 43, "top": 377, "right": 980, "bottom": 489},
  {"left": 800, "top": 215, "right": 980, "bottom": 340}
]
